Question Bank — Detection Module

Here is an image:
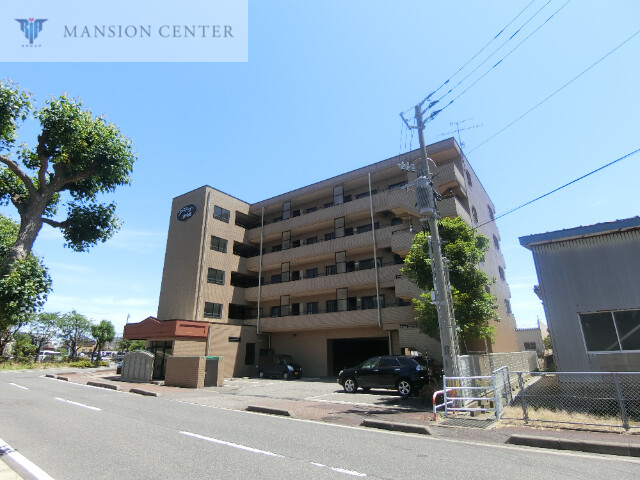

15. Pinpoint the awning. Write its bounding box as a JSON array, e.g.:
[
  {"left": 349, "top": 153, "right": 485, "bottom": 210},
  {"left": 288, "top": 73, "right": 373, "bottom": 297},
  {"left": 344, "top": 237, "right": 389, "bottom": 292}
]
[{"left": 123, "top": 316, "right": 209, "bottom": 341}]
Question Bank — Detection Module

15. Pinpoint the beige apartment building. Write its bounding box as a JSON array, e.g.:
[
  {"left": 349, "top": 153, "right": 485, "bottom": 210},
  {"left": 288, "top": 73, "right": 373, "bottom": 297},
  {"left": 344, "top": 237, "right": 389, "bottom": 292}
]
[{"left": 125, "top": 138, "right": 518, "bottom": 378}]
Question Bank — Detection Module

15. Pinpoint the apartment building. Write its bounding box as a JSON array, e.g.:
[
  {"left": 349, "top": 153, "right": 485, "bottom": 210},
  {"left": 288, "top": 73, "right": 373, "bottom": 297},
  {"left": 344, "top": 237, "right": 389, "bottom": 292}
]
[{"left": 125, "top": 138, "right": 518, "bottom": 378}]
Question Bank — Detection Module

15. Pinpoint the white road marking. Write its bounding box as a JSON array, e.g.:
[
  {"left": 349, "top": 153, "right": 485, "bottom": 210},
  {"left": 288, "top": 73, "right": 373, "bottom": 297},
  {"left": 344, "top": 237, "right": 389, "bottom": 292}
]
[
  {"left": 8, "top": 382, "right": 29, "bottom": 390},
  {"left": 180, "top": 431, "right": 284, "bottom": 457},
  {"left": 54, "top": 397, "right": 101, "bottom": 411},
  {"left": 182, "top": 430, "right": 368, "bottom": 476},
  {"left": 0, "top": 437, "right": 55, "bottom": 480}
]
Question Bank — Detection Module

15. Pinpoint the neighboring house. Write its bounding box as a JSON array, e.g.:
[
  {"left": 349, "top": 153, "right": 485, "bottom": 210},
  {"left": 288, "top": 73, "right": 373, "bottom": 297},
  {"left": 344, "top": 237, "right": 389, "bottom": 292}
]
[
  {"left": 516, "top": 319, "right": 548, "bottom": 356},
  {"left": 520, "top": 217, "right": 640, "bottom": 372},
  {"left": 126, "top": 138, "right": 518, "bottom": 378}
]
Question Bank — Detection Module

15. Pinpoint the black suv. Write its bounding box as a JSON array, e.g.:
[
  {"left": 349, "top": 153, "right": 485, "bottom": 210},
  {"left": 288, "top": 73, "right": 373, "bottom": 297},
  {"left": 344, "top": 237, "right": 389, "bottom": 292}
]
[{"left": 337, "top": 355, "right": 432, "bottom": 397}]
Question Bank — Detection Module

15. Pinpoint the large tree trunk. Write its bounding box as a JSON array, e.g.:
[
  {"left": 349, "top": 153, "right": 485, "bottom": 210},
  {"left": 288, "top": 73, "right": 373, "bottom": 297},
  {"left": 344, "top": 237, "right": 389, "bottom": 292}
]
[{"left": 6, "top": 201, "right": 46, "bottom": 264}]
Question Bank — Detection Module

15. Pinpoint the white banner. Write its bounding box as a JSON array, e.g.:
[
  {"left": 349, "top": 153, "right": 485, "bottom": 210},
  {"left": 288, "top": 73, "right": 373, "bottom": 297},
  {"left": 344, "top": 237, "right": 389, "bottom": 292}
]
[{"left": 1, "top": 0, "right": 248, "bottom": 62}]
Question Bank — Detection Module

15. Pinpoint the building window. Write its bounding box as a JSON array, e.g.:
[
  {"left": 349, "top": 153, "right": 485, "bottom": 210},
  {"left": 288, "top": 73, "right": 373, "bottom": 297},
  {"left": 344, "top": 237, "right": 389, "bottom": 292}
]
[
  {"left": 488, "top": 205, "right": 494, "bottom": 221},
  {"left": 282, "top": 200, "right": 291, "bottom": 220},
  {"left": 389, "top": 181, "right": 407, "bottom": 191},
  {"left": 358, "top": 257, "right": 382, "bottom": 270},
  {"left": 362, "top": 295, "right": 385, "bottom": 310},
  {"left": 207, "top": 268, "right": 225, "bottom": 285},
  {"left": 334, "top": 185, "right": 344, "bottom": 205},
  {"left": 580, "top": 309, "right": 640, "bottom": 352},
  {"left": 214, "top": 205, "right": 230, "bottom": 223},
  {"left": 270, "top": 306, "right": 282, "bottom": 317},
  {"left": 325, "top": 232, "right": 335, "bottom": 241},
  {"left": 324, "top": 202, "right": 334, "bottom": 209},
  {"left": 306, "top": 207, "right": 317, "bottom": 214},
  {"left": 325, "top": 265, "right": 337, "bottom": 276},
  {"left": 204, "top": 302, "right": 222, "bottom": 319},
  {"left": 305, "top": 268, "right": 318, "bottom": 279},
  {"left": 245, "top": 343, "right": 256, "bottom": 365},
  {"left": 326, "top": 299, "right": 338, "bottom": 313},
  {"left": 337, "top": 288, "right": 348, "bottom": 311},
  {"left": 523, "top": 342, "right": 537, "bottom": 351},
  {"left": 466, "top": 170, "right": 473, "bottom": 187},
  {"left": 391, "top": 217, "right": 403, "bottom": 226},
  {"left": 493, "top": 235, "right": 500, "bottom": 250},
  {"left": 471, "top": 206, "right": 478, "bottom": 224},
  {"left": 499, "top": 266, "right": 505, "bottom": 281},
  {"left": 334, "top": 217, "right": 345, "bottom": 238},
  {"left": 271, "top": 245, "right": 282, "bottom": 253},
  {"left": 270, "top": 274, "right": 282, "bottom": 284},
  {"left": 306, "top": 236, "right": 317, "bottom": 245},
  {"left": 210, "top": 235, "right": 228, "bottom": 253},
  {"left": 505, "top": 299, "right": 512, "bottom": 314},
  {"left": 357, "top": 224, "right": 372, "bottom": 234},
  {"left": 355, "top": 189, "right": 377, "bottom": 199},
  {"left": 306, "top": 302, "right": 318, "bottom": 315}
]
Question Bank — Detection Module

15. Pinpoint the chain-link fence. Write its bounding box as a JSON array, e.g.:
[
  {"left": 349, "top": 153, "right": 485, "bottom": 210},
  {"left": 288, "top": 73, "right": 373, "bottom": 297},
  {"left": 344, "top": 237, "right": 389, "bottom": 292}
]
[{"left": 496, "top": 371, "right": 640, "bottom": 431}]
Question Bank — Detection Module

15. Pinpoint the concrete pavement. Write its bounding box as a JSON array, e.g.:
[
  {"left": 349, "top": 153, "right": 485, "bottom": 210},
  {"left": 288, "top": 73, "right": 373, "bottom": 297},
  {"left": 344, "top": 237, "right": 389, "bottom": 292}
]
[{"left": 2, "top": 367, "right": 639, "bottom": 479}]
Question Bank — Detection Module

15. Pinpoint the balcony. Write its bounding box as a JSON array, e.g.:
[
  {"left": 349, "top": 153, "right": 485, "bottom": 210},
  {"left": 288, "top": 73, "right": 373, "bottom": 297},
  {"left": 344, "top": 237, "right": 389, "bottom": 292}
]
[
  {"left": 394, "top": 275, "right": 424, "bottom": 301},
  {"left": 244, "top": 187, "right": 419, "bottom": 244},
  {"left": 244, "top": 263, "right": 401, "bottom": 302},
  {"left": 391, "top": 228, "right": 415, "bottom": 256},
  {"left": 246, "top": 224, "right": 395, "bottom": 271},
  {"left": 257, "top": 304, "right": 416, "bottom": 332},
  {"left": 433, "top": 160, "right": 467, "bottom": 199},
  {"left": 437, "top": 195, "right": 471, "bottom": 225}
]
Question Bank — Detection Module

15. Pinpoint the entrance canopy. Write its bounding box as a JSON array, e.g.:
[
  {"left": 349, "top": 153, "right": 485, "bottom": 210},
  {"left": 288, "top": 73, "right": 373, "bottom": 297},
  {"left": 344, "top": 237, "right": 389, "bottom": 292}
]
[{"left": 123, "top": 316, "right": 209, "bottom": 341}]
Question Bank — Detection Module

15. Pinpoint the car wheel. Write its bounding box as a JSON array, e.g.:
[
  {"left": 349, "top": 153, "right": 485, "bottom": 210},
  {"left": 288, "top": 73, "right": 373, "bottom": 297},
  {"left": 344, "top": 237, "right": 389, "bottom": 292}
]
[
  {"left": 397, "top": 379, "right": 413, "bottom": 397},
  {"left": 258, "top": 370, "right": 265, "bottom": 378},
  {"left": 282, "top": 371, "right": 289, "bottom": 380},
  {"left": 343, "top": 377, "right": 358, "bottom": 393}
]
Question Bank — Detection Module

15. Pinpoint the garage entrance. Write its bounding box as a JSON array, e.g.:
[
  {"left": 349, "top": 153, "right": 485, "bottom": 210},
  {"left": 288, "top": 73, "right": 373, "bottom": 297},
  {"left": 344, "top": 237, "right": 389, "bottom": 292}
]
[{"left": 328, "top": 337, "right": 388, "bottom": 375}]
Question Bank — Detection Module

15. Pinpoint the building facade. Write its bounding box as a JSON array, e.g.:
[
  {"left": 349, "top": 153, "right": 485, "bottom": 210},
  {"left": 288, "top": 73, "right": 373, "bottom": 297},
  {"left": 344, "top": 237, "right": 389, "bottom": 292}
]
[
  {"left": 127, "top": 138, "right": 518, "bottom": 378},
  {"left": 520, "top": 217, "right": 640, "bottom": 372}
]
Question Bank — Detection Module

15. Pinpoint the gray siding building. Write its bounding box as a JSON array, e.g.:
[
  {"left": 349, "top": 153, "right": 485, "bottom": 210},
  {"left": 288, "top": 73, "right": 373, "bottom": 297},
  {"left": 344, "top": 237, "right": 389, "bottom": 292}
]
[{"left": 519, "top": 217, "right": 640, "bottom": 372}]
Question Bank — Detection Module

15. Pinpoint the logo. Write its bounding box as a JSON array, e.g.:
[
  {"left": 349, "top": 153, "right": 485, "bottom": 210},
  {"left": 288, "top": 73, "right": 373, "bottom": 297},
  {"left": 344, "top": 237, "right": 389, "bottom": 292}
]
[
  {"left": 16, "top": 18, "right": 47, "bottom": 45},
  {"left": 176, "top": 204, "right": 197, "bottom": 222}
]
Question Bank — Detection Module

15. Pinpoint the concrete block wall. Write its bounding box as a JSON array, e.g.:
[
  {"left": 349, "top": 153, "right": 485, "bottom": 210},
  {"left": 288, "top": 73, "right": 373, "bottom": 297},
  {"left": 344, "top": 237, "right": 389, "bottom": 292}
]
[{"left": 165, "top": 356, "right": 206, "bottom": 388}]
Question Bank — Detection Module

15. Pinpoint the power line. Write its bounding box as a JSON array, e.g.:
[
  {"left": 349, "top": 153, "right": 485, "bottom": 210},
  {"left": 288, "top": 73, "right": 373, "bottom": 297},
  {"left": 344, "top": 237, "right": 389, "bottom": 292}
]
[
  {"left": 468, "top": 27, "right": 640, "bottom": 154},
  {"left": 475, "top": 147, "right": 640, "bottom": 229},
  {"left": 429, "top": 0, "right": 572, "bottom": 123},
  {"left": 422, "top": 0, "right": 538, "bottom": 104},
  {"left": 432, "top": 0, "right": 555, "bottom": 107}
]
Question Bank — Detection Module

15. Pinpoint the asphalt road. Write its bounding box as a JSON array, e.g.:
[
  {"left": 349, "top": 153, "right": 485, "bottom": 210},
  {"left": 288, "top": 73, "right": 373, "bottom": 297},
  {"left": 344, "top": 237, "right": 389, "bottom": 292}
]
[{"left": 2, "top": 369, "right": 639, "bottom": 480}]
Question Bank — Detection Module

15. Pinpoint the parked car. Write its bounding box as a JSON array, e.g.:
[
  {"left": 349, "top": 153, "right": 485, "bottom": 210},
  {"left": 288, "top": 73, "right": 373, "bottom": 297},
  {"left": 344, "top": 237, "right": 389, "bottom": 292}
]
[
  {"left": 258, "top": 354, "right": 302, "bottom": 380},
  {"left": 337, "top": 355, "right": 433, "bottom": 397}
]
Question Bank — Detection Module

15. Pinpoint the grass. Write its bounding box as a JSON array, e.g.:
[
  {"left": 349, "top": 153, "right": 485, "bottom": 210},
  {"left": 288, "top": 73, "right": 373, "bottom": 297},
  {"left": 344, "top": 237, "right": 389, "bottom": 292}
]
[
  {"left": 0, "top": 359, "right": 110, "bottom": 370},
  {"left": 500, "top": 405, "right": 640, "bottom": 433}
]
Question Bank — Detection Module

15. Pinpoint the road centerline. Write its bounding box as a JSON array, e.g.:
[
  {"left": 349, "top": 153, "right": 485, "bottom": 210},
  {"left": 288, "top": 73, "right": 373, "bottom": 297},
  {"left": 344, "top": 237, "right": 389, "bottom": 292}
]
[
  {"left": 8, "top": 382, "right": 29, "bottom": 390},
  {"left": 180, "top": 431, "right": 283, "bottom": 457}
]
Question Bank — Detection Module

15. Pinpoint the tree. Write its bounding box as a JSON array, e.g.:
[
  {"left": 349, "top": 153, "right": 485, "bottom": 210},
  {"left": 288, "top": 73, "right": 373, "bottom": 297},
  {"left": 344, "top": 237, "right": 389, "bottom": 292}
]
[
  {"left": 543, "top": 335, "right": 552, "bottom": 351},
  {"left": 12, "top": 332, "right": 36, "bottom": 360},
  {"left": 28, "top": 312, "right": 62, "bottom": 356},
  {"left": 402, "top": 216, "right": 499, "bottom": 352},
  {"left": 59, "top": 310, "right": 92, "bottom": 360},
  {"left": 0, "top": 79, "right": 136, "bottom": 265},
  {"left": 117, "top": 338, "right": 146, "bottom": 352},
  {"left": 0, "top": 214, "right": 52, "bottom": 356},
  {"left": 91, "top": 320, "right": 115, "bottom": 362}
]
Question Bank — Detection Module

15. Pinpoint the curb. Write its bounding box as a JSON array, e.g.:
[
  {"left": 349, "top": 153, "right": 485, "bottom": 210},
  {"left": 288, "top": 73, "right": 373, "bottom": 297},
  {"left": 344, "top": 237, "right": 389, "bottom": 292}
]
[
  {"left": 360, "top": 420, "right": 433, "bottom": 436},
  {"left": 507, "top": 434, "right": 640, "bottom": 457},
  {"left": 87, "top": 381, "right": 119, "bottom": 391},
  {"left": 129, "top": 388, "right": 159, "bottom": 397},
  {"left": 246, "top": 406, "right": 291, "bottom": 417}
]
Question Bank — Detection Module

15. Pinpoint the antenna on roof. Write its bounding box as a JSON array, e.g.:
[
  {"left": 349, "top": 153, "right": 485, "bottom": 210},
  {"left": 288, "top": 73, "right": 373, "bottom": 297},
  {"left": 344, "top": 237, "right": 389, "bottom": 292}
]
[{"left": 439, "top": 118, "right": 482, "bottom": 148}]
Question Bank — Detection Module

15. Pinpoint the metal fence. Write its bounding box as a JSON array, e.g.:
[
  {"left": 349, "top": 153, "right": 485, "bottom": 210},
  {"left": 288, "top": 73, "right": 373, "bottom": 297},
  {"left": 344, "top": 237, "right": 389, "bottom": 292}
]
[{"left": 496, "top": 371, "right": 640, "bottom": 431}]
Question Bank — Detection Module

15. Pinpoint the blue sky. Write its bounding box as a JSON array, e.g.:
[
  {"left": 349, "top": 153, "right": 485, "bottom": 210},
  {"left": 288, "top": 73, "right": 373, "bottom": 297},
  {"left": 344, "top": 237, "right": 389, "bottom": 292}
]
[{"left": 2, "top": 1, "right": 639, "bottom": 336}]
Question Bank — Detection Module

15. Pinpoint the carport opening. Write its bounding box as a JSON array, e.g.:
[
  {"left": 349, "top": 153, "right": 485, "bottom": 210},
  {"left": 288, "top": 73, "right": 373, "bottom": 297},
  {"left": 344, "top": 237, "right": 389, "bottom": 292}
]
[{"left": 328, "top": 337, "right": 388, "bottom": 375}]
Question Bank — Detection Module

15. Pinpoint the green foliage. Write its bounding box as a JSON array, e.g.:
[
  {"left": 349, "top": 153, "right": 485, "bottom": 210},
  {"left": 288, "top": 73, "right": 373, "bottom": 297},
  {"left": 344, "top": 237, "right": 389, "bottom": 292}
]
[
  {"left": 91, "top": 319, "right": 115, "bottom": 361},
  {"left": 58, "top": 310, "right": 92, "bottom": 360},
  {"left": 0, "top": 215, "right": 52, "bottom": 355},
  {"left": 117, "top": 338, "right": 146, "bottom": 352},
  {"left": 402, "top": 217, "right": 499, "bottom": 349},
  {"left": 12, "top": 332, "right": 36, "bottom": 359},
  {"left": 0, "top": 80, "right": 136, "bottom": 260},
  {"left": 543, "top": 336, "right": 552, "bottom": 351},
  {"left": 28, "top": 312, "right": 62, "bottom": 354}
]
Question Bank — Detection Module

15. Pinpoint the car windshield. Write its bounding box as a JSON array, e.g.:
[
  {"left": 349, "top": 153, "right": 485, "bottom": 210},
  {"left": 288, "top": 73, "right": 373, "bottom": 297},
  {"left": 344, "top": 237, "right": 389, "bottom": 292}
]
[
  {"left": 411, "top": 357, "right": 430, "bottom": 367},
  {"left": 280, "top": 355, "right": 295, "bottom": 365}
]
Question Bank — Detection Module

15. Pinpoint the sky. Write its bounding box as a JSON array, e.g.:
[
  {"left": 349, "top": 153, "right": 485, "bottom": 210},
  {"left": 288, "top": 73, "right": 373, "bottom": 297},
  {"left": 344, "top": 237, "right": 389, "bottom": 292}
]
[{"left": 2, "top": 1, "right": 639, "bottom": 337}]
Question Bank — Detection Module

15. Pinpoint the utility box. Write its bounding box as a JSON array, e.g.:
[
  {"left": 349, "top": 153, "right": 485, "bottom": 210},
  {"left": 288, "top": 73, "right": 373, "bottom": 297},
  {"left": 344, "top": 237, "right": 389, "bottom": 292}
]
[{"left": 204, "top": 356, "right": 224, "bottom": 387}]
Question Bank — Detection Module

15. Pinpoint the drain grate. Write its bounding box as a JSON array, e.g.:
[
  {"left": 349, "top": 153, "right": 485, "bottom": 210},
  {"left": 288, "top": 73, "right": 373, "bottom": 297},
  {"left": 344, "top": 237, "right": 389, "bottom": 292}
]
[{"left": 439, "top": 417, "right": 495, "bottom": 429}]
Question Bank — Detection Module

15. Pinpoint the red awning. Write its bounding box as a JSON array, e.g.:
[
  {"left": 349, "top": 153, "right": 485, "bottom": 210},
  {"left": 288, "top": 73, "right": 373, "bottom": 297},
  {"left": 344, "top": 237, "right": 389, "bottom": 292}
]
[{"left": 123, "top": 316, "right": 209, "bottom": 340}]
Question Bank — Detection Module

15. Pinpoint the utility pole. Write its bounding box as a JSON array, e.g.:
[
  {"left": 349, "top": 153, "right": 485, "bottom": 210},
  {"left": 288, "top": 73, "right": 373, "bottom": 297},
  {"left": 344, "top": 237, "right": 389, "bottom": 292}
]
[{"left": 400, "top": 103, "right": 460, "bottom": 378}]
